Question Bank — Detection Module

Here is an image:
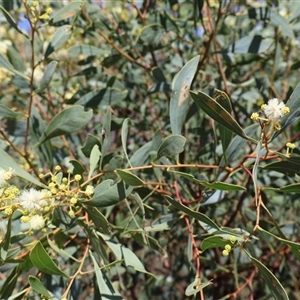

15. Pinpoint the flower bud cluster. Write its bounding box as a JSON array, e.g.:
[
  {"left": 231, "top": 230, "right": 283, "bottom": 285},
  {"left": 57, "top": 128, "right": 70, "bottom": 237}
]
[
  {"left": 222, "top": 236, "right": 237, "bottom": 256},
  {"left": 25, "top": 1, "right": 52, "bottom": 24}
]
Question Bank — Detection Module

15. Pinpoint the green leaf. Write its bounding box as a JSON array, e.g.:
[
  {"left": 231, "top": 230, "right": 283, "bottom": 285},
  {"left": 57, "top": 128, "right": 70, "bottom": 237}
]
[
  {"left": 50, "top": 2, "right": 82, "bottom": 24},
  {"left": 220, "top": 124, "right": 259, "bottom": 167},
  {"left": 191, "top": 91, "right": 254, "bottom": 142},
  {"left": 101, "top": 108, "right": 112, "bottom": 158},
  {"left": 278, "top": 183, "right": 300, "bottom": 193},
  {"left": 69, "top": 159, "right": 85, "bottom": 176},
  {"left": 81, "top": 134, "right": 101, "bottom": 157},
  {"left": 89, "top": 251, "right": 123, "bottom": 299},
  {"left": 68, "top": 45, "right": 109, "bottom": 58},
  {"left": 76, "top": 88, "right": 128, "bottom": 108},
  {"left": 0, "top": 53, "right": 29, "bottom": 80},
  {"left": 30, "top": 241, "right": 69, "bottom": 277},
  {"left": 85, "top": 180, "right": 133, "bottom": 207},
  {"left": 7, "top": 46, "right": 26, "bottom": 72},
  {"left": 170, "top": 55, "right": 200, "bottom": 134},
  {"left": 35, "top": 61, "right": 58, "bottom": 92},
  {"left": 0, "top": 148, "right": 46, "bottom": 188},
  {"left": 28, "top": 276, "right": 52, "bottom": 298},
  {"left": 244, "top": 249, "right": 289, "bottom": 300},
  {"left": 222, "top": 35, "right": 273, "bottom": 54},
  {"left": 0, "top": 217, "right": 11, "bottom": 262},
  {"left": 169, "top": 170, "right": 246, "bottom": 191},
  {"left": 37, "top": 105, "right": 93, "bottom": 145},
  {"left": 99, "top": 233, "right": 154, "bottom": 277},
  {"left": 116, "top": 169, "right": 144, "bottom": 187},
  {"left": 262, "top": 157, "right": 300, "bottom": 177},
  {"left": 185, "top": 279, "right": 212, "bottom": 296},
  {"left": 0, "top": 266, "right": 20, "bottom": 299},
  {"left": 272, "top": 82, "right": 300, "bottom": 140},
  {"left": 154, "top": 134, "right": 186, "bottom": 160},
  {"left": 130, "top": 141, "right": 152, "bottom": 167},
  {"left": 166, "top": 197, "right": 220, "bottom": 230},
  {"left": 215, "top": 90, "right": 233, "bottom": 161},
  {"left": 201, "top": 236, "right": 232, "bottom": 252},
  {"left": 30, "top": 107, "right": 54, "bottom": 169},
  {"left": 0, "top": 5, "right": 29, "bottom": 39},
  {"left": 270, "top": 9, "right": 294, "bottom": 39},
  {"left": 86, "top": 207, "right": 110, "bottom": 234},
  {"left": 121, "top": 118, "right": 131, "bottom": 167},
  {"left": 47, "top": 237, "right": 78, "bottom": 262},
  {"left": 0, "top": 104, "right": 24, "bottom": 118},
  {"left": 44, "top": 25, "right": 72, "bottom": 58},
  {"left": 88, "top": 145, "right": 101, "bottom": 179}
]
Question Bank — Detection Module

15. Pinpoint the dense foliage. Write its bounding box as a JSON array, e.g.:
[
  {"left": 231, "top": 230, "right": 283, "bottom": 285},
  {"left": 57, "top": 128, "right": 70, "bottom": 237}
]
[{"left": 1, "top": 0, "right": 300, "bottom": 299}]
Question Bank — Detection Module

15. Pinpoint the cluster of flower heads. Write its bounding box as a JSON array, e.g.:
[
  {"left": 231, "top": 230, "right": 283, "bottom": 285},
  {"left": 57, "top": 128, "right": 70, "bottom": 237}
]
[
  {"left": 24, "top": 0, "right": 53, "bottom": 23},
  {"left": 222, "top": 236, "right": 237, "bottom": 256},
  {"left": 0, "top": 166, "right": 94, "bottom": 234},
  {"left": 251, "top": 98, "right": 290, "bottom": 131}
]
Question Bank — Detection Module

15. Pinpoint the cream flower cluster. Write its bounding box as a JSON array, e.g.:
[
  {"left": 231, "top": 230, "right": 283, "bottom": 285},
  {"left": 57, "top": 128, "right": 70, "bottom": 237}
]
[
  {"left": 251, "top": 98, "right": 290, "bottom": 131},
  {"left": 1, "top": 164, "right": 96, "bottom": 232}
]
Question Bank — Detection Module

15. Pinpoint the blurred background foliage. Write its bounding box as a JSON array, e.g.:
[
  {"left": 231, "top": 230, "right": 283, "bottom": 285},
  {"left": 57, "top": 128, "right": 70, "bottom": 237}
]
[{"left": 1, "top": 0, "right": 300, "bottom": 299}]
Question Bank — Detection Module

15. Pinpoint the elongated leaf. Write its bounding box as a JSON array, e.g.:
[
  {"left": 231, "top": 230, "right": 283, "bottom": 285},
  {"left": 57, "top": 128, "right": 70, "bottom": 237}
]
[
  {"left": 166, "top": 197, "right": 220, "bottom": 230},
  {"left": 170, "top": 170, "right": 246, "bottom": 191},
  {"left": 0, "top": 53, "right": 29, "bottom": 80},
  {"left": 0, "top": 5, "right": 29, "bottom": 38},
  {"left": 121, "top": 118, "right": 131, "bottom": 166},
  {"left": 89, "top": 251, "right": 123, "bottom": 299},
  {"left": 30, "top": 242, "right": 69, "bottom": 277},
  {"left": 50, "top": 2, "right": 82, "bottom": 24},
  {"left": 47, "top": 237, "right": 78, "bottom": 261},
  {"left": 7, "top": 46, "right": 26, "bottom": 72},
  {"left": 86, "top": 207, "right": 110, "bottom": 234},
  {"left": 0, "top": 217, "right": 11, "bottom": 262},
  {"left": 85, "top": 180, "right": 133, "bottom": 207},
  {"left": 68, "top": 45, "right": 109, "bottom": 58},
  {"left": 215, "top": 90, "right": 233, "bottom": 161},
  {"left": 191, "top": 91, "right": 255, "bottom": 142},
  {"left": 116, "top": 169, "right": 144, "bottom": 186},
  {"left": 155, "top": 134, "right": 186, "bottom": 160},
  {"left": 130, "top": 141, "right": 152, "bottom": 167},
  {"left": 88, "top": 145, "right": 101, "bottom": 179},
  {"left": 81, "top": 134, "right": 101, "bottom": 157},
  {"left": 201, "top": 236, "right": 229, "bottom": 252},
  {"left": 101, "top": 108, "right": 112, "bottom": 158},
  {"left": 272, "top": 82, "right": 300, "bottom": 140},
  {"left": 170, "top": 55, "right": 200, "bottom": 134},
  {"left": 35, "top": 61, "right": 58, "bottom": 92},
  {"left": 0, "top": 148, "right": 46, "bottom": 188},
  {"left": 28, "top": 276, "right": 52, "bottom": 298},
  {"left": 76, "top": 88, "right": 128, "bottom": 108},
  {"left": 44, "top": 25, "right": 72, "bottom": 58},
  {"left": 0, "top": 104, "right": 24, "bottom": 118},
  {"left": 222, "top": 35, "right": 273, "bottom": 54},
  {"left": 220, "top": 124, "right": 259, "bottom": 167},
  {"left": 99, "top": 233, "right": 154, "bottom": 277},
  {"left": 262, "top": 158, "right": 300, "bottom": 177},
  {"left": 244, "top": 250, "right": 289, "bottom": 300},
  {"left": 278, "top": 183, "right": 300, "bottom": 193},
  {"left": 185, "top": 279, "right": 212, "bottom": 296},
  {"left": 270, "top": 10, "right": 294, "bottom": 39},
  {"left": 37, "top": 105, "right": 93, "bottom": 145}
]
